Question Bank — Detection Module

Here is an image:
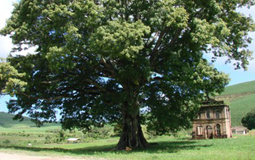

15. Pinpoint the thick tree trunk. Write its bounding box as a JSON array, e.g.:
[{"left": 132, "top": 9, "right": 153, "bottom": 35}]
[{"left": 116, "top": 102, "right": 149, "bottom": 150}]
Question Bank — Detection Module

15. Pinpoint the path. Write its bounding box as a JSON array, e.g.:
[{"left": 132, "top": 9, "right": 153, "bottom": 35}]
[{"left": 0, "top": 152, "right": 106, "bottom": 160}]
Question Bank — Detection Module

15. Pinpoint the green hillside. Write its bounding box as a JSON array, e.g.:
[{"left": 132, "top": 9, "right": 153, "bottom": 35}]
[
  {"left": 0, "top": 112, "right": 35, "bottom": 128},
  {"left": 221, "top": 80, "right": 255, "bottom": 95},
  {"left": 0, "top": 112, "right": 59, "bottom": 129},
  {"left": 218, "top": 80, "right": 255, "bottom": 126}
]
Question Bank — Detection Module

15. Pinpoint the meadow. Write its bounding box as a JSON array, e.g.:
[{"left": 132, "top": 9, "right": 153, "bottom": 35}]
[{"left": 0, "top": 125, "right": 255, "bottom": 160}]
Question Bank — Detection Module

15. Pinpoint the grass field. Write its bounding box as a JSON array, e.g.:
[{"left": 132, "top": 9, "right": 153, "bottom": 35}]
[
  {"left": 221, "top": 80, "right": 255, "bottom": 95},
  {"left": 0, "top": 130, "right": 255, "bottom": 160},
  {"left": 0, "top": 116, "right": 254, "bottom": 160}
]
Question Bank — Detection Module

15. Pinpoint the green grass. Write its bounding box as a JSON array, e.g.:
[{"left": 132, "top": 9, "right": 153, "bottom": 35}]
[
  {"left": 0, "top": 133, "right": 255, "bottom": 160},
  {"left": 221, "top": 80, "right": 255, "bottom": 95},
  {"left": 229, "top": 94, "right": 255, "bottom": 126}
]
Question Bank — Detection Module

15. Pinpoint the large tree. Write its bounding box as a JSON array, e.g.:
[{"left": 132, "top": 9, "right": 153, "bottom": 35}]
[{"left": 1, "top": 0, "right": 254, "bottom": 150}]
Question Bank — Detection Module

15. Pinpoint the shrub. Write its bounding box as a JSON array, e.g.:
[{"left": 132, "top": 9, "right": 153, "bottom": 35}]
[
  {"left": 113, "top": 123, "right": 122, "bottom": 136},
  {"left": 241, "top": 109, "right": 255, "bottom": 130},
  {"left": 3, "top": 139, "right": 11, "bottom": 144},
  {"left": 54, "top": 129, "right": 66, "bottom": 143},
  {"left": 85, "top": 127, "right": 111, "bottom": 139},
  {"left": 45, "top": 135, "right": 52, "bottom": 144}
]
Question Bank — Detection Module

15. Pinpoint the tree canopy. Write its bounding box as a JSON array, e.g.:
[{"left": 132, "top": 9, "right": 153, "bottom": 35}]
[
  {"left": 1, "top": 0, "right": 254, "bottom": 149},
  {"left": 0, "top": 58, "right": 26, "bottom": 96},
  {"left": 242, "top": 109, "right": 255, "bottom": 130}
]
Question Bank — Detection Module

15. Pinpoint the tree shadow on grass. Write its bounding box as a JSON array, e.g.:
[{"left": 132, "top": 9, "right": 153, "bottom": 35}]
[
  {"left": 0, "top": 140, "right": 212, "bottom": 156},
  {"left": 136, "top": 141, "right": 212, "bottom": 154}
]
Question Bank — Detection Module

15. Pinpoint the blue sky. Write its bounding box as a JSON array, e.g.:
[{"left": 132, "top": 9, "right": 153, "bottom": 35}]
[{"left": 0, "top": 1, "right": 255, "bottom": 113}]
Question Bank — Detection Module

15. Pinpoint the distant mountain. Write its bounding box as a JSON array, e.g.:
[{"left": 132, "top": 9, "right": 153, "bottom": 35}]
[
  {"left": 0, "top": 112, "right": 59, "bottom": 128},
  {"left": 0, "top": 112, "right": 36, "bottom": 128},
  {"left": 217, "top": 80, "right": 255, "bottom": 126}
]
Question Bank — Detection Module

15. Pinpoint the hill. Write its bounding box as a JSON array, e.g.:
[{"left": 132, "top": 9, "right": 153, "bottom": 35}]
[
  {"left": 0, "top": 112, "right": 59, "bottom": 129},
  {"left": 217, "top": 80, "right": 255, "bottom": 126},
  {"left": 0, "top": 112, "right": 35, "bottom": 128},
  {"left": 221, "top": 81, "right": 255, "bottom": 95}
]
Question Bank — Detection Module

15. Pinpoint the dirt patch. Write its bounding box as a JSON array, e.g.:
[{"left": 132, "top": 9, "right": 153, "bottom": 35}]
[{"left": 0, "top": 152, "right": 106, "bottom": 160}]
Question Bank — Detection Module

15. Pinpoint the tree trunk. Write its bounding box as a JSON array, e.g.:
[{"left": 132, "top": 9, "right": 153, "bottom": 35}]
[{"left": 116, "top": 101, "right": 149, "bottom": 150}]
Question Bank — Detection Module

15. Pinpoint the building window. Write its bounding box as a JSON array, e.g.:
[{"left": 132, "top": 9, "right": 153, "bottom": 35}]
[
  {"left": 197, "top": 112, "right": 201, "bottom": 119},
  {"left": 197, "top": 126, "right": 203, "bottom": 135},
  {"left": 216, "top": 124, "right": 221, "bottom": 136},
  {"left": 206, "top": 110, "right": 210, "bottom": 119},
  {"left": 216, "top": 112, "right": 220, "bottom": 119}
]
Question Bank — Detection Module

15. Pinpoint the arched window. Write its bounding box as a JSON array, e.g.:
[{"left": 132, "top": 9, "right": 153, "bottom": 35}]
[{"left": 216, "top": 124, "right": 221, "bottom": 136}]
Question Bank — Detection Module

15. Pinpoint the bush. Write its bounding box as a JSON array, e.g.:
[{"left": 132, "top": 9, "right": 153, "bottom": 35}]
[
  {"left": 85, "top": 127, "right": 111, "bottom": 139},
  {"left": 3, "top": 139, "right": 11, "bottom": 144},
  {"left": 113, "top": 123, "right": 122, "bottom": 136},
  {"left": 54, "top": 129, "right": 66, "bottom": 142},
  {"left": 44, "top": 135, "right": 52, "bottom": 144},
  {"left": 242, "top": 109, "right": 255, "bottom": 130},
  {"left": 44, "top": 130, "right": 67, "bottom": 143}
]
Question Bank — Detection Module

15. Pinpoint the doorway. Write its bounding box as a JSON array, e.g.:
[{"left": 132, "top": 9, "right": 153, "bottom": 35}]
[{"left": 206, "top": 125, "right": 213, "bottom": 139}]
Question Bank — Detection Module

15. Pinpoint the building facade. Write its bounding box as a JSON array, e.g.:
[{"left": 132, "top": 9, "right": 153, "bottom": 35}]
[{"left": 192, "top": 101, "right": 232, "bottom": 139}]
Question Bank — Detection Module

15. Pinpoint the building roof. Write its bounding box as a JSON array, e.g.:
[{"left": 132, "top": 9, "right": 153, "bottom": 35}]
[
  {"left": 232, "top": 126, "right": 248, "bottom": 131},
  {"left": 200, "top": 100, "right": 228, "bottom": 108}
]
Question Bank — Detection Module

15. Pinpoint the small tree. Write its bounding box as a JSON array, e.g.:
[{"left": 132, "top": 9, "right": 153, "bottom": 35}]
[{"left": 241, "top": 110, "right": 255, "bottom": 130}]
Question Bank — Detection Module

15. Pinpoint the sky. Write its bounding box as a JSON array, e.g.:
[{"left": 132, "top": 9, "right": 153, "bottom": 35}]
[{"left": 0, "top": 1, "right": 255, "bottom": 113}]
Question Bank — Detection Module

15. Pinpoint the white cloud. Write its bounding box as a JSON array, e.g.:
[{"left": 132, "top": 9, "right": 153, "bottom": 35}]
[
  {"left": 0, "top": 0, "right": 36, "bottom": 58},
  {"left": 0, "top": 1, "right": 14, "bottom": 28},
  {"left": 0, "top": 1, "right": 15, "bottom": 58}
]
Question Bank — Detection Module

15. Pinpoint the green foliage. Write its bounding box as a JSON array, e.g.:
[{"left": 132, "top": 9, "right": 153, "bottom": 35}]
[
  {"left": 54, "top": 129, "right": 66, "bottom": 142},
  {"left": 0, "top": 59, "right": 27, "bottom": 96},
  {"left": 44, "top": 129, "right": 66, "bottom": 143},
  {"left": 86, "top": 127, "right": 111, "bottom": 139},
  {"left": 0, "top": 0, "right": 254, "bottom": 148},
  {"left": 241, "top": 109, "right": 255, "bottom": 130},
  {"left": 113, "top": 123, "right": 122, "bottom": 136},
  {"left": 44, "top": 135, "right": 52, "bottom": 144},
  {"left": 2, "top": 139, "right": 10, "bottom": 145}
]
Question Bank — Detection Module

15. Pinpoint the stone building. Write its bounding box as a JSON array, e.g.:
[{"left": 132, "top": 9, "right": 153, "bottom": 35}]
[{"left": 192, "top": 100, "right": 232, "bottom": 139}]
